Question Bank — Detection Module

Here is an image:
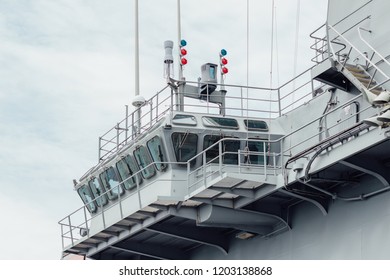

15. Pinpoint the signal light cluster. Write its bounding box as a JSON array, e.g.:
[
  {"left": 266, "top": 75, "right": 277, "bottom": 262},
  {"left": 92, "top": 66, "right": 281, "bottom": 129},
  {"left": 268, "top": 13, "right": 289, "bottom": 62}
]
[
  {"left": 220, "top": 49, "right": 228, "bottom": 75},
  {"left": 180, "top": 39, "right": 188, "bottom": 65}
]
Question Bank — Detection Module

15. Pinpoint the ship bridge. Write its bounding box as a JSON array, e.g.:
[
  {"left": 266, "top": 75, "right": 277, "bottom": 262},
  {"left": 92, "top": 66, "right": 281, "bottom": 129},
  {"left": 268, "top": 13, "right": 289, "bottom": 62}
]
[
  {"left": 59, "top": 59, "right": 390, "bottom": 260},
  {"left": 59, "top": 0, "right": 390, "bottom": 258},
  {"left": 59, "top": 72, "right": 324, "bottom": 259}
]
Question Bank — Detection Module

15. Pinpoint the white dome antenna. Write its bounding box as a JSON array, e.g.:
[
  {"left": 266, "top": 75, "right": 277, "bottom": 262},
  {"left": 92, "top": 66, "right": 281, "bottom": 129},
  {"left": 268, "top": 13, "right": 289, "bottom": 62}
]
[{"left": 132, "top": 95, "right": 146, "bottom": 108}]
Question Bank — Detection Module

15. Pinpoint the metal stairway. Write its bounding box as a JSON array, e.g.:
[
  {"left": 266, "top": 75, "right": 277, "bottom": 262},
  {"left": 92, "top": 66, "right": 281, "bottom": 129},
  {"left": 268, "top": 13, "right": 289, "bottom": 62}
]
[
  {"left": 312, "top": 58, "right": 385, "bottom": 98},
  {"left": 340, "top": 63, "right": 384, "bottom": 98}
]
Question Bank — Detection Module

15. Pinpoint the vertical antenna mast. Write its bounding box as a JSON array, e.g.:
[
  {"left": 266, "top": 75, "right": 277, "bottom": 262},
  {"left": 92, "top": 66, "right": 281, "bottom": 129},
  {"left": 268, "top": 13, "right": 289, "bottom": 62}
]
[
  {"left": 134, "top": 0, "right": 141, "bottom": 133},
  {"left": 177, "top": 0, "right": 183, "bottom": 80},
  {"left": 292, "top": 0, "right": 301, "bottom": 106},
  {"left": 176, "top": 0, "right": 185, "bottom": 111},
  {"left": 134, "top": 0, "right": 140, "bottom": 97},
  {"left": 246, "top": 0, "right": 249, "bottom": 89}
]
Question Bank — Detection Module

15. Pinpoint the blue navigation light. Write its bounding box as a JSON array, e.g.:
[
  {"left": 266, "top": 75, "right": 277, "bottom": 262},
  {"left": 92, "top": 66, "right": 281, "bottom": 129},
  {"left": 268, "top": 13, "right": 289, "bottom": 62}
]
[
  {"left": 180, "top": 39, "right": 187, "bottom": 47},
  {"left": 220, "top": 49, "right": 227, "bottom": 56}
]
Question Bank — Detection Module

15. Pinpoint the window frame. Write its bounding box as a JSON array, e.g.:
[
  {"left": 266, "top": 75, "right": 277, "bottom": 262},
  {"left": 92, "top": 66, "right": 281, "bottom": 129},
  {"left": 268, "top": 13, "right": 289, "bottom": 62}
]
[
  {"left": 99, "top": 166, "right": 124, "bottom": 200},
  {"left": 116, "top": 155, "right": 142, "bottom": 190},
  {"left": 172, "top": 114, "right": 197, "bottom": 126},
  {"left": 203, "top": 135, "right": 240, "bottom": 164},
  {"left": 244, "top": 119, "right": 269, "bottom": 131},
  {"left": 88, "top": 177, "right": 108, "bottom": 207},
  {"left": 147, "top": 136, "right": 168, "bottom": 171},
  {"left": 244, "top": 138, "right": 269, "bottom": 165},
  {"left": 133, "top": 145, "right": 156, "bottom": 179},
  {"left": 202, "top": 116, "right": 239, "bottom": 129},
  {"left": 77, "top": 184, "right": 97, "bottom": 213},
  {"left": 171, "top": 132, "right": 198, "bottom": 166}
]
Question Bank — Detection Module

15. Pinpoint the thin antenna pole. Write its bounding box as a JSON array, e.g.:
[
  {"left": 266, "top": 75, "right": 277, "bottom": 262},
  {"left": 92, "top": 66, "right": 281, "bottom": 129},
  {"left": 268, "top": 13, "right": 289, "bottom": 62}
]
[
  {"left": 270, "top": 0, "right": 274, "bottom": 91},
  {"left": 177, "top": 0, "right": 183, "bottom": 80},
  {"left": 134, "top": 0, "right": 140, "bottom": 96},
  {"left": 269, "top": 0, "right": 275, "bottom": 144},
  {"left": 134, "top": 0, "right": 141, "bottom": 133},
  {"left": 246, "top": 0, "right": 249, "bottom": 89},
  {"left": 176, "top": 0, "right": 185, "bottom": 111},
  {"left": 292, "top": 0, "right": 300, "bottom": 103},
  {"left": 245, "top": 0, "right": 250, "bottom": 139}
]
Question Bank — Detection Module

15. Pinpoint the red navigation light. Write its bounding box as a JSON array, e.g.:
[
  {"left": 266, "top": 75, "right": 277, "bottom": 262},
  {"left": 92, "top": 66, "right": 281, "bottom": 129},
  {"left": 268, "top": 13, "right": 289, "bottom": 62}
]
[
  {"left": 181, "top": 48, "right": 187, "bottom": 55},
  {"left": 221, "top": 57, "right": 228, "bottom": 65},
  {"left": 181, "top": 57, "right": 188, "bottom": 65},
  {"left": 222, "top": 67, "right": 228, "bottom": 74}
]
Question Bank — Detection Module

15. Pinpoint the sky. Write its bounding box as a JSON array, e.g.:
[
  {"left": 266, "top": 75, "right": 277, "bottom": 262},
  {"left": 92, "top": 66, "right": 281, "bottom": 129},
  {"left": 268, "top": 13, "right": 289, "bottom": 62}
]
[{"left": 0, "top": 0, "right": 327, "bottom": 260}]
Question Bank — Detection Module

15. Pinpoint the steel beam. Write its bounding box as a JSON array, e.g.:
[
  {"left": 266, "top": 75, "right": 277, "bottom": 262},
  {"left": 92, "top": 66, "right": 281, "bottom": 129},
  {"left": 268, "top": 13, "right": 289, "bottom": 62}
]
[
  {"left": 169, "top": 204, "right": 288, "bottom": 236},
  {"left": 87, "top": 210, "right": 172, "bottom": 258},
  {"left": 191, "top": 197, "right": 234, "bottom": 208},
  {"left": 340, "top": 159, "right": 389, "bottom": 186},
  {"left": 278, "top": 189, "right": 328, "bottom": 215},
  {"left": 210, "top": 185, "right": 255, "bottom": 198},
  {"left": 111, "top": 241, "right": 188, "bottom": 260},
  {"left": 89, "top": 236, "right": 108, "bottom": 242},
  {"left": 146, "top": 223, "right": 229, "bottom": 254},
  {"left": 232, "top": 184, "right": 282, "bottom": 209}
]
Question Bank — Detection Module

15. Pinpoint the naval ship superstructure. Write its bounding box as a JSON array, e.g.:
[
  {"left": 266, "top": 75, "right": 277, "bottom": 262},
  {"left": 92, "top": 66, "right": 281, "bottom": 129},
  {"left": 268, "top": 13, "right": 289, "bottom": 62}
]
[{"left": 59, "top": 0, "right": 390, "bottom": 259}]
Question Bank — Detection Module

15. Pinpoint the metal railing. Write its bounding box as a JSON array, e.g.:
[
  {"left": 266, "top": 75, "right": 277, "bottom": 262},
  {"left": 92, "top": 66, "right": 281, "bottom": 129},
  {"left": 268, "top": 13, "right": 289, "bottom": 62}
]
[
  {"left": 310, "top": 0, "right": 374, "bottom": 64},
  {"left": 96, "top": 66, "right": 324, "bottom": 164},
  {"left": 185, "top": 138, "right": 282, "bottom": 194},
  {"left": 59, "top": 160, "right": 188, "bottom": 249},
  {"left": 308, "top": 0, "right": 390, "bottom": 94},
  {"left": 310, "top": 23, "right": 346, "bottom": 64},
  {"left": 59, "top": 148, "right": 282, "bottom": 250},
  {"left": 98, "top": 85, "right": 172, "bottom": 162},
  {"left": 328, "top": 25, "right": 390, "bottom": 92}
]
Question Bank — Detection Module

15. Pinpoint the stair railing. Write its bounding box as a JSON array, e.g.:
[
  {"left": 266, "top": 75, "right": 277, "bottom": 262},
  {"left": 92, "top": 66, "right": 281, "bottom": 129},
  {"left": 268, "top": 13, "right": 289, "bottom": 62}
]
[
  {"left": 358, "top": 27, "right": 390, "bottom": 69},
  {"left": 328, "top": 24, "right": 390, "bottom": 92},
  {"left": 358, "top": 26, "right": 390, "bottom": 90},
  {"left": 310, "top": 23, "right": 346, "bottom": 64}
]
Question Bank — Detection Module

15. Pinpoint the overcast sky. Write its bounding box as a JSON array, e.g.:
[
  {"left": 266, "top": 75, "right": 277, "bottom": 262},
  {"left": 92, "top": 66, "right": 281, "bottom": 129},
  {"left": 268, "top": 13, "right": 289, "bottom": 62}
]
[{"left": 0, "top": 0, "right": 327, "bottom": 259}]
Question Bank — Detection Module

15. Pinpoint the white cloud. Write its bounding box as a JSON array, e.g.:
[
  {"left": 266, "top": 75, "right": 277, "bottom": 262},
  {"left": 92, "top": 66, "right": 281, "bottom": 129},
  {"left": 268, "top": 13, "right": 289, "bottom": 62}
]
[{"left": 0, "top": 193, "right": 67, "bottom": 259}]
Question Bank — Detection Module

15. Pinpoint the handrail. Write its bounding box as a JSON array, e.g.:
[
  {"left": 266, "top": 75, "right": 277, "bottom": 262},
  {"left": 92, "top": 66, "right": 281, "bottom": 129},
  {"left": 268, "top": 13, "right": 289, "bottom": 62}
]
[
  {"left": 310, "top": 22, "right": 347, "bottom": 64},
  {"left": 96, "top": 69, "right": 316, "bottom": 164},
  {"left": 59, "top": 160, "right": 190, "bottom": 249},
  {"left": 60, "top": 143, "right": 281, "bottom": 249},
  {"left": 186, "top": 137, "right": 280, "bottom": 184},
  {"left": 358, "top": 27, "right": 390, "bottom": 69},
  {"left": 331, "top": 0, "right": 373, "bottom": 28},
  {"left": 328, "top": 24, "right": 390, "bottom": 81}
]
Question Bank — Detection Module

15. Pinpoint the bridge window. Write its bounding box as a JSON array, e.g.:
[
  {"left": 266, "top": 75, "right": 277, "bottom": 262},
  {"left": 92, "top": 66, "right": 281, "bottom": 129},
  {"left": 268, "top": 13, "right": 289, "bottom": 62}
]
[
  {"left": 147, "top": 136, "right": 167, "bottom": 171},
  {"left": 202, "top": 116, "right": 239, "bottom": 129},
  {"left": 77, "top": 184, "right": 97, "bottom": 213},
  {"left": 244, "top": 139, "right": 268, "bottom": 165},
  {"left": 172, "top": 132, "right": 198, "bottom": 165},
  {"left": 244, "top": 119, "right": 268, "bottom": 131},
  {"left": 134, "top": 146, "right": 156, "bottom": 179},
  {"left": 99, "top": 167, "right": 124, "bottom": 200},
  {"left": 88, "top": 177, "right": 108, "bottom": 207},
  {"left": 172, "top": 114, "right": 197, "bottom": 126},
  {"left": 116, "top": 155, "right": 142, "bottom": 190},
  {"left": 203, "top": 135, "right": 240, "bottom": 164}
]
